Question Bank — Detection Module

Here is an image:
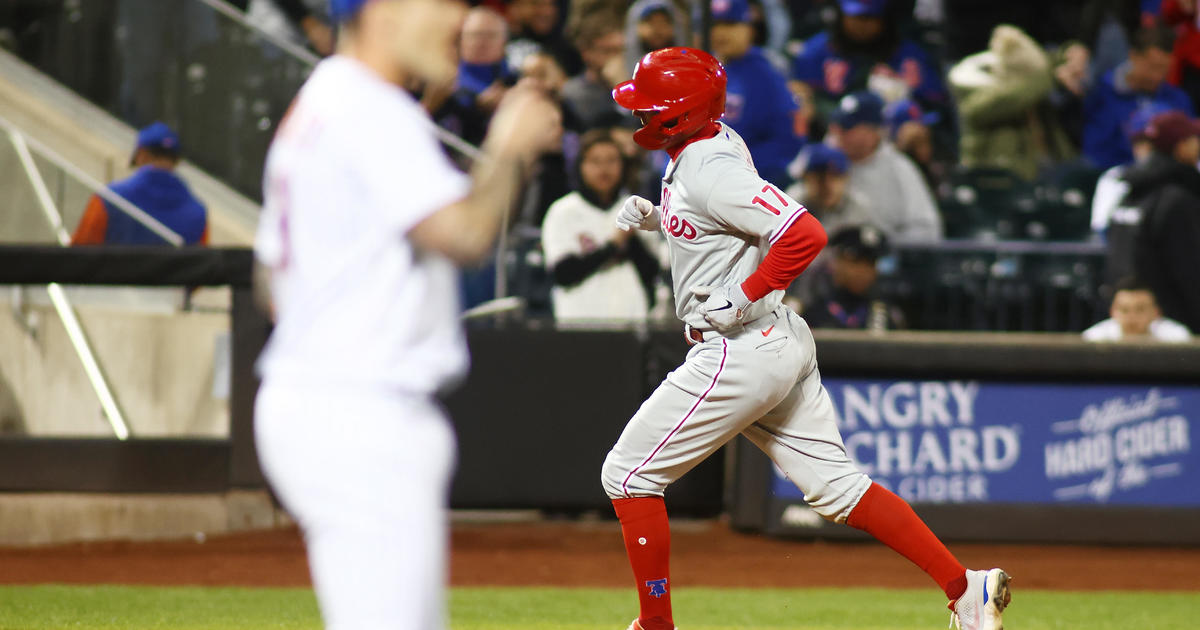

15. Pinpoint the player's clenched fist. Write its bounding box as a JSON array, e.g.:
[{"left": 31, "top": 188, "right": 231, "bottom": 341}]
[
  {"left": 615, "top": 195, "right": 660, "bottom": 232},
  {"left": 692, "top": 284, "right": 751, "bottom": 331}
]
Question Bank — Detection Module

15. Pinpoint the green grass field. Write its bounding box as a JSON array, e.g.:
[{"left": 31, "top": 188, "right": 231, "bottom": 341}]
[{"left": 0, "top": 585, "right": 1195, "bottom": 630}]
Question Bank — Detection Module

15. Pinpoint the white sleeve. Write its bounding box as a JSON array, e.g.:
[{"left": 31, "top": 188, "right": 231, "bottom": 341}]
[
  {"left": 1090, "top": 168, "right": 1127, "bottom": 232},
  {"left": 360, "top": 107, "right": 471, "bottom": 235},
  {"left": 703, "top": 158, "right": 809, "bottom": 244}
]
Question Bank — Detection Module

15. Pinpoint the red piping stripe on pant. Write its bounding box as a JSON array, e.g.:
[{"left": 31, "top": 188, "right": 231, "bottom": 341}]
[{"left": 622, "top": 338, "right": 729, "bottom": 497}]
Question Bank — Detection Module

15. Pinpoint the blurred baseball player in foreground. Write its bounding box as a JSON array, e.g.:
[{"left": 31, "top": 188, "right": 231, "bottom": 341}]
[
  {"left": 252, "top": 0, "right": 557, "bottom": 628},
  {"left": 602, "top": 47, "right": 1011, "bottom": 630}
]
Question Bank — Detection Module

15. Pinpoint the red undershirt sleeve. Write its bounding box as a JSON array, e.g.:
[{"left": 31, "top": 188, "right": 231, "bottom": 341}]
[{"left": 739, "top": 212, "right": 827, "bottom": 301}]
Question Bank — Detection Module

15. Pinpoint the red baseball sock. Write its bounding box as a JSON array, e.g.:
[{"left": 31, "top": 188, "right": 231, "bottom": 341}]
[
  {"left": 846, "top": 482, "right": 968, "bottom": 602},
  {"left": 612, "top": 497, "right": 674, "bottom": 630}
]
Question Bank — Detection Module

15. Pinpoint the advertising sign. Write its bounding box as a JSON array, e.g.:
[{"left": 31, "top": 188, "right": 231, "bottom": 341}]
[{"left": 770, "top": 380, "right": 1198, "bottom": 507}]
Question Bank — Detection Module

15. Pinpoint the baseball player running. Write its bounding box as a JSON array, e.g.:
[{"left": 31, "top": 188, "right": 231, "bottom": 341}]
[
  {"left": 601, "top": 47, "right": 1011, "bottom": 630},
  {"left": 252, "top": 1, "right": 557, "bottom": 629}
]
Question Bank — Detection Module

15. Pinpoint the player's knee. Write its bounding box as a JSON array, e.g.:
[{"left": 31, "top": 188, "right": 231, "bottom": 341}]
[
  {"left": 601, "top": 449, "right": 668, "bottom": 499},
  {"left": 600, "top": 450, "right": 629, "bottom": 499},
  {"left": 804, "top": 472, "right": 872, "bottom": 523}
]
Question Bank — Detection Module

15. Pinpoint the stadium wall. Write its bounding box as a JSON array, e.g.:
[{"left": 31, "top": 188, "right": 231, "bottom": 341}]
[{"left": 2, "top": 247, "right": 1198, "bottom": 545}]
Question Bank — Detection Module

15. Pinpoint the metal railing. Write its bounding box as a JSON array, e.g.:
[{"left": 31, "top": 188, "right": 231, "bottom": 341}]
[{"left": 2, "top": 114, "right": 188, "bottom": 440}]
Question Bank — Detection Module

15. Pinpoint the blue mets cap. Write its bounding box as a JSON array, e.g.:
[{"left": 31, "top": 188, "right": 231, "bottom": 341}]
[
  {"left": 884, "top": 99, "right": 940, "bottom": 136},
  {"left": 136, "top": 122, "right": 180, "bottom": 152},
  {"left": 832, "top": 90, "right": 885, "bottom": 128},
  {"left": 131, "top": 121, "right": 180, "bottom": 166},
  {"left": 330, "top": 0, "right": 369, "bottom": 22},
  {"left": 711, "top": 0, "right": 751, "bottom": 23},
  {"left": 839, "top": 0, "right": 889, "bottom": 17},
  {"left": 795, "top": 143, "right": 850, "bottom": 176}
]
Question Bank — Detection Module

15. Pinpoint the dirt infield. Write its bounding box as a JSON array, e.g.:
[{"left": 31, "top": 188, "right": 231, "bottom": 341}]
[{"left": 1, "top": 519, "right": 1198, "bottom": 591}]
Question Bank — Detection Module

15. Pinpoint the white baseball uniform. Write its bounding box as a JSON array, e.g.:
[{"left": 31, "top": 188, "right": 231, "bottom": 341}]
[
  {"left": 254, "top": 55, "right": 468, "bottom": 630},
  {"left": 601, "top": 123, "right": 872, "bottom": 522}
]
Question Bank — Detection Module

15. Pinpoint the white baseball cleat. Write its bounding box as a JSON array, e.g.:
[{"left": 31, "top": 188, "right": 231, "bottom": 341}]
[{"left": 950, "top": 568, "right": 1012, "bottom": 630}]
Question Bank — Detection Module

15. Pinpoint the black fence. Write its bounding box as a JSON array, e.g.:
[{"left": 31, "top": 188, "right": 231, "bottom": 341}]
[
  {"left": 507, "top": 238, "right": 1110, "bottom": 333},
  {"left": 876, "top": 240, "right": 1107, "bottom": 332}
]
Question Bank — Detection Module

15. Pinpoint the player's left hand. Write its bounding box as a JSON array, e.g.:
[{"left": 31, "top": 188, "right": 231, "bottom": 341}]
[{"left": 692, "top": 284, "right": 751, "bottom": 331}]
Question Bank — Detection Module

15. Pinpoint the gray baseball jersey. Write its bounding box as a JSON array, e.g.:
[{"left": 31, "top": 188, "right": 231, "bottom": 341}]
[
  {"left": 658, "top": 123, "right": 809, "bottom": 329},
  {"left": 602, "top": 123, "right": 872, "bottom": 524}
]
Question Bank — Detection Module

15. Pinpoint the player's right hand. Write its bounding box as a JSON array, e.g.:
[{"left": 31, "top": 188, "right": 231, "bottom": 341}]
[{"left": 615, "top": 195, "right": 660, "bottom": 232}]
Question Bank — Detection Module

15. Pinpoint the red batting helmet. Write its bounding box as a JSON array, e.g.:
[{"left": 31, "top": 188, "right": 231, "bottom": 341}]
[{"left": 613, "top": 47, "right": 727, "bottom": 150}]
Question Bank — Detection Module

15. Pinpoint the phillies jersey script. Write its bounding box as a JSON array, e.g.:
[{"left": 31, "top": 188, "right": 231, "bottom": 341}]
[{"left": 658, "top": 123, "right": 808, "bottom": 330}]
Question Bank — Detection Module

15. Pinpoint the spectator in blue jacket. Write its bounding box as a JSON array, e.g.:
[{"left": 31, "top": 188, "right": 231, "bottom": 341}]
[
  {"left": 709, "top": 0, "right": 805, "bottom": 187},
  {"left": 790, "top": 0, "right": 948, "bottom": 119},
  {"left": 72, "top": 122, "right": 207, "bottom": 246},
  {"left": 1083, "top": 24, "right": 1194, "bottom": 170},
  {"left": 431, "top": 7, "right": 515, "bottom": 147},
  {"left": 457, "top": 8, "right": 514, "bottom": 100}
]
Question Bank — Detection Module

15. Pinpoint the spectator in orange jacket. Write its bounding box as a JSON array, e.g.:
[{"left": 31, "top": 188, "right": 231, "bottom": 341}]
[{"left": 72, "top": 122, "right": 208, "bottom": 246}]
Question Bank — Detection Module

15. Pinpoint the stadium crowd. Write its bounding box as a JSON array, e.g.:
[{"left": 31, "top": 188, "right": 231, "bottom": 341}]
[
  {"left": 19, "top": 0, "right": 1196, "bottom": 338},
  {"left": 387, "top": 0, "right": 1197, "bottom": 336}
]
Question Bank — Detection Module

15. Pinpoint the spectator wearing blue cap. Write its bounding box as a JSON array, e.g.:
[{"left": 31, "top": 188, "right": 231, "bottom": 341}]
[
  {"left": 949, "top": 24, "right": 1077, "bottom": 181},
  {"left": 828, "top": 91, "right": 942, "bottom": 242},
  {"left": 789, "top": 0, "right": 949, "bottom": 129},
  {"left": 782, "top": 142, "right": 875, "bottom": 310},
  {"left": 71, "top": 122, "right": 208, "bottom": 246},
  {"left": 708, "top": 0, "right": 805, "bottom": 187},
  {"left": 785, "top": 143, "right": 874, "bottom": 238},
  {"left": 1083, "top": 24, "right": 1194, "bottom": 170}
]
